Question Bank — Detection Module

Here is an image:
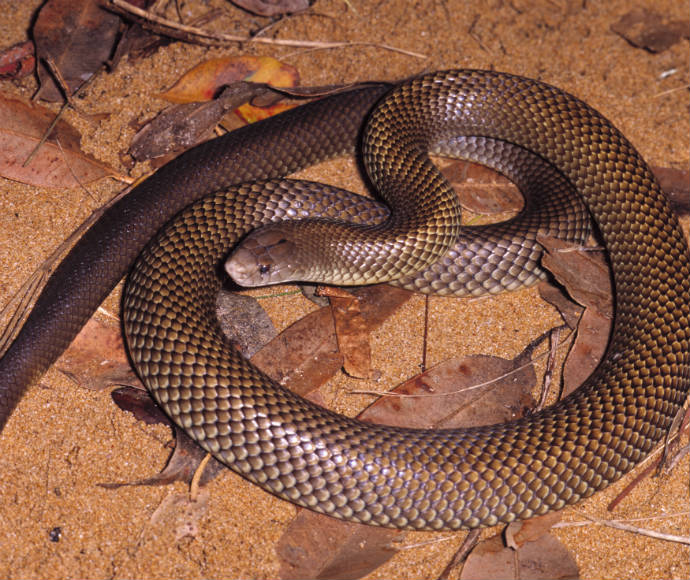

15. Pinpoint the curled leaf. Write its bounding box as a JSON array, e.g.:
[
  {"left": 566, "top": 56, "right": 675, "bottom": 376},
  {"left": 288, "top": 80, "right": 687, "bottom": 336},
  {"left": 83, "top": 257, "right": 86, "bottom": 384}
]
[{"left": 160, "top": 56, "right": 300, "bottom": 122}]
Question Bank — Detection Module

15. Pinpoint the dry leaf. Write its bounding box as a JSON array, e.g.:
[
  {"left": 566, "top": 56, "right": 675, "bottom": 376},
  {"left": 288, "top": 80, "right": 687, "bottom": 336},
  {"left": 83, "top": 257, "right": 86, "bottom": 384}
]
[
  {"left": 251, "top": 306, "right": 344, "bottom": 395},
  {"left": 216, "top": 290, "right": 277, "bottom": 357},
  {"left": 460, "top": 529, "right": 579, "bottom": 580},
  {"left": 230, "top": 0, "right": 312, "bottom": 17},
  {"left": 537, "top": 282, "right": 583, "bottom": 330},
  {"left": 652, "top": 165, "right": 690, "bottom": 215},
  {"left": 504, "top": 512, "right": 563, "bottom": 549},
  {"left": 361, "top": 353, "right": 536, "bottom": 430},
  {"left": 611, "top": 8, "right": 689, "bottom": 53},
  {"left": 538, "top": 234, "right": 613, "bottom": 318},
  {"left": 0, "top": 94, "right": 113, "bottom": 187},
  {"left": 562, "top": 308, "right": 610, "bottom": 397},
  {"left": 0, "top": 40, "right": 35, "bottom": 79},
  {"left": 108, "top": 386, "right": 226, "bottom": 487},
  {"left": 317, "top": 286, "right": 373, "bottom": 379},
  {"left": 437, "top": 158, "right": 523, "bottom": 215},
  {"left": 56, "top": 318, "right": 138, "bottom": 390},
  {"left": 538, "top": 234, "right": 615, "bottom": 398},
  {"left": 278, "top": 347, "right": 538, "bottom": 579},
  {"left": 33, "top": 0, "right": 121, "bottom": 100},
  {"left": 149, "top": 489, "right": 210, "bottom": 541},
  {"left": 111, "top": 385, "right": 168, "bottom": 425},
  {"left": 160, "top": 55, "right": 299, "bottom": 122},
  {"left": 278, "top": 516, "right": 402, "bottom": 580},
  {"left": 251, "top": 286, "right": 411, "bottom": 395}
]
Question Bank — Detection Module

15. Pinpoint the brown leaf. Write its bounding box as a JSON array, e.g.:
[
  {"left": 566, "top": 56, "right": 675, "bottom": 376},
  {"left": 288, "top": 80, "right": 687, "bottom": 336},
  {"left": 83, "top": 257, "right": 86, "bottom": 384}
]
[
  {"left": 251, "top": 286, "right": 411, "bottom": 396},
  {"left": 562, "top": 308, "right": 611, "bottom": 397},
  {"left": 216, "top": 290, "right": 277, "bottom": 358},
  {"left": 278, "top": 515, "right": 403, "bottom": 580},
  {"left": 0, "top": 94, "right": 114, "bottom": 187},
  {"left": 0, "top": 40, "right": 35, "bottom": 79},
  {"left": 251, "top": 306, "right": 344, "bottom": 395},
  {"left": 148, "top": 489, "right": 210, "bottom": 541},
  {"left": 611, "top": 8, "right": 689, "bottom": 53},
  {"left": 129, "top": 83, "right": 281, "bottom": 162},
  {"left": 160, "top": 56, "right": 299, "bottom": 123},
  {"left": 33, "top": 0, "right": 121, "bottom": 101},
  {"left": 537, "top": 282, "right": 583, "bottom": 330},
  {"left": 460, "top": 529, "right": 579, "bottom": 580},
  {"left": 107, "top": 387, "right": 227, "bottom": 487},
  {"left": 111, "top": 385, "right": 168, "bottom": 425},
  {"left": 538, "top": 234, "right": 613, "bottom": 318},
  {"left": 317, "top": 287, "right": 373, "bottom": 379},
  {"left": 361, "top": 353, "right": 536, "bottom": 430},
  {"left": 652, "top": 165, "right": 690, "bottom": 215},
  {"left": 504, "top": 512, "right": 563, "bottom": 549},
  {"left": 56, "top": 318, "right": 139, "bottom": 390},
  {"left": 230, "top": 0, "right": 312, "bottom": 17},
  {"left": 437, "top": 158, "right": 523, "bottom": 215}
]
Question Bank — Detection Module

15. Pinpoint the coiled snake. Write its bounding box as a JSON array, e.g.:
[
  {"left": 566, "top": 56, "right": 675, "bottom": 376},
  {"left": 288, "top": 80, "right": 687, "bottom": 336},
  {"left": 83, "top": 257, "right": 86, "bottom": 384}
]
[{"left": 1, "top": 71, "right": 688, "bottom": 530}]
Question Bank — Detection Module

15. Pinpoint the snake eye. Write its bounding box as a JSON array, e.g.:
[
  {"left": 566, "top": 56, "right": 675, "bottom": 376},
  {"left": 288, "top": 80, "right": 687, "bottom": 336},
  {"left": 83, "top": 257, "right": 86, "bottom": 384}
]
[{"left": 259, "top": 264, "right": 271, "bottom": 275}]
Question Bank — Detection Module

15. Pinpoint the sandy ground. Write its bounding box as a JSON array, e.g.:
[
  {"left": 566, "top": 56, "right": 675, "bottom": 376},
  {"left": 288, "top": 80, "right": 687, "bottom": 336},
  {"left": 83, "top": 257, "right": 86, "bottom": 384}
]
[{"left": 0, "top": 0, "right": 688, "bottom": 578}]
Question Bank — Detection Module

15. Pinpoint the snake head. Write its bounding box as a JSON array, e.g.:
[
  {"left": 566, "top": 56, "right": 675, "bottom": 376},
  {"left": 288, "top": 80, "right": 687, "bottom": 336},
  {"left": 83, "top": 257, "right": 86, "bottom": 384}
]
[{"left": 225, "top": 227, "right": 304, "bottom": 286}]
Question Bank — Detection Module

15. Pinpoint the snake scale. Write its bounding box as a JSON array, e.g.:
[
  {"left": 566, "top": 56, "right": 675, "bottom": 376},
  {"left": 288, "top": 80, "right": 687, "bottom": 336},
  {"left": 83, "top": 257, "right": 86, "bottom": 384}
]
[{"left": 1, "top": 70, "right": 688, "bottom": 530}]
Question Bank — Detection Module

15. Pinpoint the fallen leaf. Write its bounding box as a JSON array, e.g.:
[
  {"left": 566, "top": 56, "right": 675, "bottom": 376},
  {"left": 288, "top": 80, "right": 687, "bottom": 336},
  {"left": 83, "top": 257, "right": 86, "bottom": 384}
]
[
  {"left": 460, "top": 528, "right": 579, "bottom": 580},
  {"left": 0, "top": 94, "right": 114, "bottom": 187},
  {"left": 216, "top": 290, "right": 278, "bottom": 357},
  {"left": 361, "top": 353, "right": 536, "bottom": 430},
  {"left": 160, "top": 56, "right": 300, "bottom": 122},
  {"left": 504, "top": 512, "right": 563, "bottom": 549},
  {"left": 251, "top": 305, "right": 344, "bottom": 395},
  {"left": 537, "top": 282, "right": 583, "bottom": 331},
  {"left": 562, "top": 308, "right": 610, "bottom": 397},
  {"left": 437, "top": 157, "right": 523, "bottom": 216},
  {"left": 0, "top": 40, "right": 35, "bottom": 79},
  {"left": 538, "top": 236, "right": 614, "bottom": 398},
  {"left": 149, "top": 488, "right": 210, "bottom": 541},
  {"left": 108, "top": 386, "right": 227, "bottom": 487},
  {"left": 111, "top": 385, "right": 167, "bottom": 425},
  {"left": 251, "top": 286, "right": 411, "bottom": 396},
  {"left": 611, "top": 8, "right": 689, "bottom": 53},
  {"left": 278, "top": 516, "right": 402, "bottom": 580},
  {"left": 129, "top": 83, "right": 267, "bottom": 162},
  {"left": 33, "top": 0, "right": 121, "bottom": 100},
  {"left": 317, "top": 286, "right": 374, "bottom": 379},
  {"left": 229, "top": 0, "right": 312, "bottom": 17},
  {"left": 538, "top": 234, "right": 613, "bottom": 317},
  {"left": 652, "top": 165, "right": 690, "bottom": 215},
  {"left": 56, "top": 318, "right": 138, "bottom": 390}
]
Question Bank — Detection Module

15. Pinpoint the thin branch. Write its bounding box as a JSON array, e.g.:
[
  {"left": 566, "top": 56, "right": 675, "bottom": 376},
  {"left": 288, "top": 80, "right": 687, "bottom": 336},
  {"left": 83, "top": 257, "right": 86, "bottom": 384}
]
[{"left": 556, "top": 512, "right": 690, "bottom": 545}]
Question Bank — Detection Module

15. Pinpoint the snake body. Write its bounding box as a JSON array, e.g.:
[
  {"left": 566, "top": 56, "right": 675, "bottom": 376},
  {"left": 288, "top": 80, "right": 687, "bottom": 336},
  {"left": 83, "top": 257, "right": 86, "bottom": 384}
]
[{"left": 1, "top": 71, "right": 689, "bottom": 530}]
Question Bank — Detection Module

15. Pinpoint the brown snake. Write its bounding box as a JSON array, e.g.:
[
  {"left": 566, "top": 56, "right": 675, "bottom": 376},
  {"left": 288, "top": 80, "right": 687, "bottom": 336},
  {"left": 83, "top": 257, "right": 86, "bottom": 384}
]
[{"left": 1, "top": 71, "right": 688, "bottom": 530}]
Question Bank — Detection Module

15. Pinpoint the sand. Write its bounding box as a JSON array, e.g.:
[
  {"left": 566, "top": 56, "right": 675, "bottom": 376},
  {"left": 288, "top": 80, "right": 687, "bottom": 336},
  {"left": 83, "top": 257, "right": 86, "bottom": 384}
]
[{"left": 0, "top": 0, "right": 688, "bottom": 578}]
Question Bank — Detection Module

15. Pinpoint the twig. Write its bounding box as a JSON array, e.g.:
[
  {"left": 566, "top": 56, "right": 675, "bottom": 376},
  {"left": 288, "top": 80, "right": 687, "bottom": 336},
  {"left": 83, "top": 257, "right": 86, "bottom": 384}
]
[
  {"left": 436, "top": 529, "right": 481, "bottom": 580},
  {"left": 559, "top": 512, "right": 690, "bottom": 545},
  {"left": 105, "top": 0, "right": 427, "bottom": 58},
  {"left": 190, "top": 452, "right": 211, "bottom": 501},
  {"left": 536, "top": 326, "right": 561, "bottom": 410},
  {"left": 421, "top": 294, "right": 430, "bottom": 373}
]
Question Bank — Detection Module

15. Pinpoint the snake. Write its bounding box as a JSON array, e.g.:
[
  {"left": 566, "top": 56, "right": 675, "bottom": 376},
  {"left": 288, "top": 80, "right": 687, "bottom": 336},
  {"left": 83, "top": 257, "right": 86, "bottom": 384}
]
[{"left": 0, "top": 70, "right": 688, "bottom": 530}]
